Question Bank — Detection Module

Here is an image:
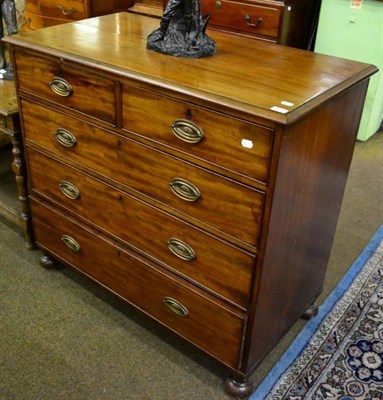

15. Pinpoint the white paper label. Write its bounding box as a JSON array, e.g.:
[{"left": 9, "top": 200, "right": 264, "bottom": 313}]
[{"left": 241, "top": 139, "right": 254, "bottom": 149}]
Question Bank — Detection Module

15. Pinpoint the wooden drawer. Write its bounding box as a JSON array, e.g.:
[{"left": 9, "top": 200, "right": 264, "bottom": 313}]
[
  {"left": 30, "top": 198, "right": 246, "bottom": 368},
  {"left": 21, "top": 100, "right": 265, "bottom": 248},
  {"left": 14, "top": 52, "right": 116, "bottom": 125},
  {"left": 203, "top": 0, "right": 282, "bottom": 39},
  {"left": 27, "top": 148, "right": 256, "bottom": 308},
  {"left": 122, "top": 85, "right": 273, "bottom": 185},
  {"left": 25, "top": 0, "right": 85, "bottom": 21},
  {"left": 23, "top": 11, "right": 72, "bottom": 31}
]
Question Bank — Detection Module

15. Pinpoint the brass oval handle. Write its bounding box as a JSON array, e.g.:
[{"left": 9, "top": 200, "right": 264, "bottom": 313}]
[
  {"left": 163, "top": 297, "right": 189, "bottom": 317},
  {"left": 61, "top": 234, "right": 81, "bottom": 252},
  {"left": 244, "top": 15, "right": 263, "bottom": 28},
  {"left": 169, "top": 178, "right": 200, "bottom": 202},
  {"left": 49, "top": 77, "right": 72, "bottom": 97},
  {"left": 57, "top": 5, "right": 77, "bottom": 16},
  {"left": 167, "top": 238, "right": 196, "bottom": 261},
  {"left": 54, "top": 128, "right": 77, "bottom": 148},
  {"left": 171, "top": 119, "right": 204, "bottom": 144},
  {"left": 215, "top": 1, "right": 222, "bottom": 8},
  {"left": 59, "top": 181, "right": 80, "bottom": 200}
]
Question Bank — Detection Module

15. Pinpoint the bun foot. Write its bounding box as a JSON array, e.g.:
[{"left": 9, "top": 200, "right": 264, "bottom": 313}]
[
  {"left": 301, "top": 302, "right": 319, "bottom": 320},
  {"left": 39, "top": 254, "right": 57, "bottom": 269},
  {"left": 224, "top": 376, "right": 254, "bottom": 398}
]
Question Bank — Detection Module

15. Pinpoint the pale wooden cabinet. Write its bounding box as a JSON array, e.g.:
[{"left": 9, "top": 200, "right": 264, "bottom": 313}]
[{"left": 5, "top": 13, "right": 376, "bottom": 398}]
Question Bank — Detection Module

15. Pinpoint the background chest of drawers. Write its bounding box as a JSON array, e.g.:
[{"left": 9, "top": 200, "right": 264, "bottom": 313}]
[
  {"left": 23, "top": 0, "right": 133, "bottom": 30},
  {"left": 6, "top": 13, "right": 376, "bottom": 397},
  {"left": 130, "top": 0, "right": 321, "bottom": 49}
]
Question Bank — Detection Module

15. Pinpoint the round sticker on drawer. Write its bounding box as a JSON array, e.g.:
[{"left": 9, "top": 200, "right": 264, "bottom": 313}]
[{"left": 241, "top": 138, "right": 254, "bottom": 149}]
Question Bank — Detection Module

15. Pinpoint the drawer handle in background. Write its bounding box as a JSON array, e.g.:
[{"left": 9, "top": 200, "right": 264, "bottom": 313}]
[
  {"left": 54, "top": 128, "right": 77, "bottom": 148},
  {"left": 57, "top": 5, "right": 77, "bottom": 16},
  {"left": 171, "top": 119, "right": 204, "bottom": 144},
  {"left": 163, "top": 297, "right": 189, "bottom": 317},
  {"left": 244, "top": 15, "right": 263, "bottom": 28},
  {"left": 59, "top": 181, "right": 80, "bottom": 200},
  {"left": 49, "top": 77, "right": 72, "bottom": 97},
  {"left": 170, "top": 178, "right": 200, "bottom": 202},
  {"left": 61, "top": 234, "right": 81, "bottom": 252},
  {"left": 167, "top": 238, "right": 196, "bottom": 261}
]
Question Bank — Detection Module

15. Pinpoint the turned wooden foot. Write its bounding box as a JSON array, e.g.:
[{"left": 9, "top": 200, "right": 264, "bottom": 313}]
[
  {"left": 39, "top": 254, "right": 57, "bottom": 269},
  {"left": 301, "top": 302, "right": 319, "bottom": 320},
  {"left": 224, "top": 376, "right": 254, "bottom": 398}
]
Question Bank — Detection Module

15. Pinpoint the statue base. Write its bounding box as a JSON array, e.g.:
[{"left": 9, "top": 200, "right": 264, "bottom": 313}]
[{"left": 147, "top": 15, "right": 216, "bottom": 59}]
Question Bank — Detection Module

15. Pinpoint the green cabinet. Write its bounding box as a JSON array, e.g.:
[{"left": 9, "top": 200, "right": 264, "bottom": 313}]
[{"left": 315, "top": 0, "right": 383, "bottom": 141}]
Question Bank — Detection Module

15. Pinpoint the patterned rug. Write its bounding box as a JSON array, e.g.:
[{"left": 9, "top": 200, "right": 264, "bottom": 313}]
[{"left": 250, "top": 225, "right": 383, "bottom": 400}]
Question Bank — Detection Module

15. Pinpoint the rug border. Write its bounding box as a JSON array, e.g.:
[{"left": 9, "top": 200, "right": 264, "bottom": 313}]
[{"left": 250, "top": 225, "right": 383, "bottom": 400}]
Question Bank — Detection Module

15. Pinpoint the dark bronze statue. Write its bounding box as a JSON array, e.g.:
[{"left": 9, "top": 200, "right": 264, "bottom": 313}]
[
  {"left": 147, "top": 0, "right": 216, "bottom": 58},
  {"left": 0, "top": 0, "right": 17, "bottom": 80}
]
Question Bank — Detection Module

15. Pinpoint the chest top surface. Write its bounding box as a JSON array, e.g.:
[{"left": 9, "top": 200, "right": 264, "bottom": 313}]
[{"left": 5, "top": 12, "right": 377, "bottom": 123}]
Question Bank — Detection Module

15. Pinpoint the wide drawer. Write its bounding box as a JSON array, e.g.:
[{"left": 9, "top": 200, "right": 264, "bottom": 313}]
[
  {"left": 30, "top": 198, "right": 246, "bottom": 368},
  {"left": 203, "top": 0, "right": 282, "bottom": 39},
  {"left": 27, "top": 147, "right": 256, "bottom": 308},
  {"left": 122, "top": 85, "right": 273, "bottom": 185},
  {"left": 14, "top": 52, "right": 116, "bottom": 125},
  {"left": 21, "top": 100, "right": 265, "bottom": 248},
  {"left": 25, "top": 0, "right": 86, "bottom": 21},
  {"left": 23, "top": 10, "right": 73, "bottom": 31}
]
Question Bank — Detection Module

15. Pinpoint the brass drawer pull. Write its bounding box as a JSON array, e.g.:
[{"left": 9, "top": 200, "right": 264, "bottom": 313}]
[
  {"left": 163, "top": 297, "right": 189, "bottom": 317},
  {"left": 244, "top": 15, "right": 263, "bottom": 28},
  {"left": 57, "top": 5, "right": 77, "bottom": 16},
  {"left": 59, "top": 181, "right": 80, "bottom": 200},
  {"left": 170, "top": 178, "right": 200, "bottom": 202},
  {"left": 167, "top": 238, "right": 196, "bottom": 261},
  {"left": 49, "top": 77, "right": 72, "bottom": 97},
  {"left": 171, "top": 119, "right": 204, "bottom": 144},
  {"left": 54, "top": 128, "right": 77, "bottom": 148},
  {"left": 61, "top": 234, "right": 81, "bottom": 252}
]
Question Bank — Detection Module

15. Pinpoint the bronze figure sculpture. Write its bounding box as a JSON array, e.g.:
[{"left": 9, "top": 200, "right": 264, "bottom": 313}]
[
  {"left": 147, "top": 0, "right": 216, "bottom": 58},
  {"left": 0, "top": 0, "right": 17, "bottom": 80}
]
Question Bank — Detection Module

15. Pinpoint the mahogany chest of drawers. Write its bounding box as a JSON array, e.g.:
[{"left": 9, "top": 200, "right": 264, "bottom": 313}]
[
  {"left": 131, "top": 0, "right": 320, "bottom": 49},
  {"left": 23, "top": 0, "right": 132, "bottom": 30},
  {"left": 5, "top": 13, "right": 377, "bottom": 397}
]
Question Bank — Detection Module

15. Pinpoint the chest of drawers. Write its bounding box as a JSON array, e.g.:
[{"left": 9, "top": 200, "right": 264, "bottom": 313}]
[
  {"left": 5, "top": 13, "right": 377, "bottom": 397},
  {"left": 131, "top": 0, "right": 320, "bottom": 49},
  {"left": 23, "top": 0, "right": 132, "bottom": 30}
]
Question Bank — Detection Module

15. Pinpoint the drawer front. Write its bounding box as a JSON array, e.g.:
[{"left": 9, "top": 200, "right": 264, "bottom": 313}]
[
  {"left": 30, "top": 198, "right": 246, "bottom": 368},
  {"left": 27, "top": 148, "right": 255, "bottom": 308},
  {"left": 23, "top": 10, "right": 71, "bottom": 31},
  {"left": 25, "top": 0, "right": 86, "bottom": 21},
  {"left": 22, "top": 100, "right": 265, "bottom": 247},
  {"left": 203, "top": 0, "right": 282, "bottom": 38},
  {"left": 14, "top": 52, "right": 116, "bottom": 125},
  {"left": 122, "top": 85, "right": 273, "bottom": 184}
]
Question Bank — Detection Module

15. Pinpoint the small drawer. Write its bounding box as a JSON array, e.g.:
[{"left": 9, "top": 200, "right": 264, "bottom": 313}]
[
  {"left": 122, "top": 85, "right": 273, "bottom": 185},
  {"left": 27, "top": 148, "right": 256, "bottom": 308},
  {"left": 14, "top": 51, "right": 116, "bottom": 125},
  {"left": 30, "top": 198, "right": 246, "bottom": 368},
  {"left": 25, "top": 0, "right": 85, "bottom": 21},
  {"left": 21, "top": 100, "right": 265, "bottom": 248},
  {"left": 204, "top": 0, "right": 282, "bottom": 39}
]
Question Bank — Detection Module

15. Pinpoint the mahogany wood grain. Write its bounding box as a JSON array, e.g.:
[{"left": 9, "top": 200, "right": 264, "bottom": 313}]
[
  {"left": 30, "top": 197, "right": 247, "bottom": 369},
  {"left": 27, "top": 147, "right": 256, "bottom": 309},
  {"left": 122, "top": 83, "right": 273, "bottom": 185},
  {"left": 6, "top": 14, "right": 376, "bottom": 125},
  {"left": 21, "top": 99, "right": 265, "bottom": 248}
]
